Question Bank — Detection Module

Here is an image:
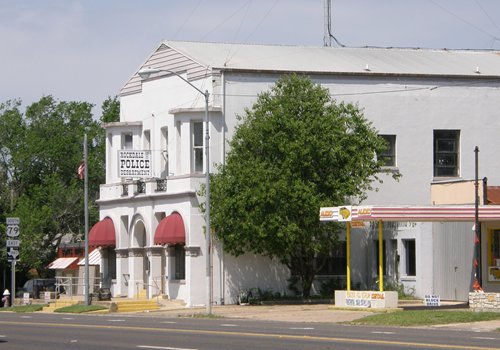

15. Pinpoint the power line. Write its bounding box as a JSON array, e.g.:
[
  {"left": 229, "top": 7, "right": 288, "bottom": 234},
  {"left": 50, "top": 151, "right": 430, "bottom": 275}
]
[
  {"left": 429, "top": 0, "right": 500, "bottom": 44},
  {"left": 172, "top": 0, "right": 204, "bottom": 40}
]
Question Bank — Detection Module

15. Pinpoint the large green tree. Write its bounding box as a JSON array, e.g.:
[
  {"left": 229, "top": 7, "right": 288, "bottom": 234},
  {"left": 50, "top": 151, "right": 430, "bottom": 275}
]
[
  {"left": 208, "top": 75, "right": 397, "bottom": 297},
  {"left": 0, "top": 95, "right": 119, "bottom": 275}
]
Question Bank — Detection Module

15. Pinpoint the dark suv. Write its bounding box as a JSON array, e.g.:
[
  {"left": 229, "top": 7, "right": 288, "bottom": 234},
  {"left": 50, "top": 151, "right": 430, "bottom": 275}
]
[{"left": 16, "top": 278, "right": 57, "bottom": 299}]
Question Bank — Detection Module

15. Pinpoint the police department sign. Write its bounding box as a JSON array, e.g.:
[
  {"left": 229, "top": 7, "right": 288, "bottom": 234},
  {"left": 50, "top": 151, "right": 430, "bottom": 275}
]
[{"left": 118, "top": 150, "right": 152, "bottom": 178}]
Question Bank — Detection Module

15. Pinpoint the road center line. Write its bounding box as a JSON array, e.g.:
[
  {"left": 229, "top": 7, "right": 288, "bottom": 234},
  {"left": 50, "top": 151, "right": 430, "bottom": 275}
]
[
  {"left": 137, "top": 346, "right": 197, "bottom": 350},
  {"left": 0, "top": 320, "right": 493, "bottom": 350},
  {"left": 371, "top": 331, "right": 395, "bottom": 335},
  {"left": 289, "top": 327, "right": 314, "bottom": 330},
  {"left": 219, "top": 324, "right": 238, "bottom": 327}
]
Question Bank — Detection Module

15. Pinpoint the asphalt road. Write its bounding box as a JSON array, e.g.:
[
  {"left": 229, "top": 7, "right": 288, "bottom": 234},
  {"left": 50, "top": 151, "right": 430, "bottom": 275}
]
[{"left": 0, "top": 312, "right": 499, "bottom": 350}]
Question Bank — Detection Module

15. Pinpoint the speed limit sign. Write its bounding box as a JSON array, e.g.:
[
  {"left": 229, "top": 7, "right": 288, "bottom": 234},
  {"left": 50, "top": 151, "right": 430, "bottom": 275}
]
[{"left": 6, "top": 217, "right": 20, "bottom": 237}]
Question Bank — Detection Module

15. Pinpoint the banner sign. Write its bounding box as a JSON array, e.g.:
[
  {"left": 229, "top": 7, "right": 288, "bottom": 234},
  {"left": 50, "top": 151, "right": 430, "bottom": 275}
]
[{"left": 118, "top": 150, "right": 152, "bottom": 178}]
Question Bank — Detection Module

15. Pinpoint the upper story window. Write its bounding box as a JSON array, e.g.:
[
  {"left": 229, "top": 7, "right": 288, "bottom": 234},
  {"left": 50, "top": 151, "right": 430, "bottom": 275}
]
[
  {"left": 143, "top": 130, "right": 151, "bottom": 150},
  {"left": 122, "top": 133, "right": 133, "bottom": 150},
  {"left": 434, "top": 130, "right": 459, "bottom": 177},
  {"left": 378, "top": 135, "right": 396, "bottom": 167},
  {"left": 192, "top": 122, "right": 203, "bottom": 173}
]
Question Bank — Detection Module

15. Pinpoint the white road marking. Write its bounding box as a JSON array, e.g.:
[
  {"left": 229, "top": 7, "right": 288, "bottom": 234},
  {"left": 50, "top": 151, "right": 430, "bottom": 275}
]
[
  {"left": 161, "top": 321, "right": 177, "bottom": 324},
  {"left": 70, "top": 339, "right": 78, "bottom": 343},
  {"left": 20, "top": 316, "right": 32, "bottom": 318},
  {"left": 0, "top": 335, "right": 6, "bottom": 338},
  {"left": 62, "top": 317, "right": 75, "bottom": 320},
  {"left": 219, "top": 323, "right": 238, "bottom": 327},
  {"left": 108, "top": 319, "right": 126, "bottom": 322},
  {"left": 371, "top": 331, "right": 395, "bottom": 335},
  {"left": 473, "top": 337, "right": 496, "bottom": 340},
  {"left": 137, "top": 346, "right": 198, "bottom": 350},
  {"left": 289, "top": 327, "right": 314, "bottom": 330}
]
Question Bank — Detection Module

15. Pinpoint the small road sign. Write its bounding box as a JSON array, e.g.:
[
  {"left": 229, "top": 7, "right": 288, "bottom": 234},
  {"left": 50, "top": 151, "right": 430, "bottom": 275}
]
[
  {"left": 7, "top": 248, "right": 19, "bottom": 261},
  {"left": 6, "top": 217, "right": 20, "bottom": 238},
  {"left": 6, "top": 239, "right": 21, "bottom": 248}
]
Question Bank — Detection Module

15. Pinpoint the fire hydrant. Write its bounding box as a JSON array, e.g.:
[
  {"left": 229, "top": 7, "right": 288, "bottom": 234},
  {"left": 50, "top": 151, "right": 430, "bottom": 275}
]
[{"left": 2, "top": 289, "right": 10, "bottom": 307}]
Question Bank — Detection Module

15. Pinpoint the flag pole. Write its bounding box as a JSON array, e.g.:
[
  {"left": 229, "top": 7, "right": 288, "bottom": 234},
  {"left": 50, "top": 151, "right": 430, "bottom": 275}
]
[{"left": 84, "top": 133, "right": 90, "bottom": 305}]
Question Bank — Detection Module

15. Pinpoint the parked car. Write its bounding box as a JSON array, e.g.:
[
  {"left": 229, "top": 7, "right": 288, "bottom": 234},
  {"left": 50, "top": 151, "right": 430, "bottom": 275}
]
[{"left": 16, "top": 278, "right": 57, "bottom": 299}]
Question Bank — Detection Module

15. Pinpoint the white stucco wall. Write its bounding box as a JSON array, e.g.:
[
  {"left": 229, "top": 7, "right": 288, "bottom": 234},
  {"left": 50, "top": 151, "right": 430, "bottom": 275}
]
[{"left": 102, "top": 64, "right": 500, "bottom": 304}]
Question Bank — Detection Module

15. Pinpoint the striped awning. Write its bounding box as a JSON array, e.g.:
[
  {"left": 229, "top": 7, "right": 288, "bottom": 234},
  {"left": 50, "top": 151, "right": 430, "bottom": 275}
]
[
  {"left": 320, "top": 205, "right": 500, "bottom": 222},
  {"left": 78, "top": 249, "right": 101, "bottom": 266},
  {"left": 48, "top": 257, "right": 78, "bottom": 270}
]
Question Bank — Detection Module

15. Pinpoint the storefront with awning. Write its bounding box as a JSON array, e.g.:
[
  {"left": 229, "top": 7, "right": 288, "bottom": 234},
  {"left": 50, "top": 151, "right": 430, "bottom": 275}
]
[
  {"left": 87, "top": 218, "right": 116, "bottom": 291},
  {"left": 89, "top": 217, "right": 116, "bottom": 247},
  {"left": 154, "top": 212, "right": 187, "bottom": 299},
  {"left": 320, "top": 205, "right": 500, "bottom": 307}
]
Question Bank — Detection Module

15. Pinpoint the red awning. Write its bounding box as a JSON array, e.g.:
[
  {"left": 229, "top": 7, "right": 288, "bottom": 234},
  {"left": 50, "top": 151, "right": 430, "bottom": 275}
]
[
  {"left": 89, "top": 218, "right": 116, "bottom": 247},
  {"left": 154, "top": 212, "right": 185, "bottom": 245}
]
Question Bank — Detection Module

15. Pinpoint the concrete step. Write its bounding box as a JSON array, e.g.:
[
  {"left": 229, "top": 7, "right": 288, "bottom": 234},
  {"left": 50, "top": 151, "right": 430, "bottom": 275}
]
[
  {"left": 114, "top": 300, "right": 160, "bottom": 313},
  {"left": 42, "top": 300, "right": 80, "bottom": 313},
  {"left": 133, "top": 289, "right": 148, "bottom": 300}
]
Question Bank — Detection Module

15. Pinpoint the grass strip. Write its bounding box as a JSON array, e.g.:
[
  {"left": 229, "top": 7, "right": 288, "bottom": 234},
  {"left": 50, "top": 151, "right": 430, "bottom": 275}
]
[
  {"left": 54, "top": 304, "right": 108, "bottom": 313},
  {"left": 352, "top": 310, "right": 500, "bottom": 326}
]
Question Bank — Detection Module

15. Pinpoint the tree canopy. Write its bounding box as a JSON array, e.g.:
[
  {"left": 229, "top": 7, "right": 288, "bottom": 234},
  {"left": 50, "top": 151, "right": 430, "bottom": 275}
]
[
  {"left": 208, "top": 75, "right": 397, "bottom": 296},
  {"left": 0, "top": 95, "right": 119, "bottom": 276}
]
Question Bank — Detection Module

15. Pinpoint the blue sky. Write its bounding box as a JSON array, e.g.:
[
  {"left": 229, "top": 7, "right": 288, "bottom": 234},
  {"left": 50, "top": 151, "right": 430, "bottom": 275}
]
[{"left": 1, "top": 0, "right": 499, "bottom": 116}]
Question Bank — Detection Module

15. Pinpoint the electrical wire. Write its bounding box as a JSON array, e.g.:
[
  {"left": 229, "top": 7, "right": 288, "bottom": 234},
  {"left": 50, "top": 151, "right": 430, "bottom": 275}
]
[
  {"left": 201, "top": 1, "right": 253, "bottom": 41},
  {"left": 429, "top": 0, "right": 500, "bottom": 44},
  {"left": 172, "top": 0, "right": 204, "bottom": 40},
  {"left": 225, "top": 0, "right": 280, "bottom": 65}
]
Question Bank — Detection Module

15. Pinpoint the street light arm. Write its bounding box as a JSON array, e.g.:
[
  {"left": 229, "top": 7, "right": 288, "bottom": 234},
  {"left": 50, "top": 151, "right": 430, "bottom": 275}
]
[
  {"left": 137, "top": 65, "right": 212, "bottom": 314},
  {"left": 138, "top": 67, "right": 208, "bottom": 98}
]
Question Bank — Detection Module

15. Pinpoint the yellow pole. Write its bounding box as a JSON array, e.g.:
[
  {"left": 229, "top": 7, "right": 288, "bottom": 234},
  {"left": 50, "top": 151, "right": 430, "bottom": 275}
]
[
  {"left": 346, "top": 222, "right": 351, "bottom": 291},
  {"left": 378, "top": 220, "right": 384, "bottom": 292}
]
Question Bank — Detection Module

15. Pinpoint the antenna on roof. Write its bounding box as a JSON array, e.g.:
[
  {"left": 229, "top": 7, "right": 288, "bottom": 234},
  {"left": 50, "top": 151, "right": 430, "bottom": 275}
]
[
  {"left": 324, "top": 0, "right": 332, "bottom": 46},
  {"left": 324, "top": 0, "right": 345, "bottom": 47}
]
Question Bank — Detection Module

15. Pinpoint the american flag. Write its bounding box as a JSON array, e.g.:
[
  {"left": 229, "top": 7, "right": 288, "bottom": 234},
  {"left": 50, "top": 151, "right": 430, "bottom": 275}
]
[{"left": 78, "top": 161, "right": 85, "bottom": 180}]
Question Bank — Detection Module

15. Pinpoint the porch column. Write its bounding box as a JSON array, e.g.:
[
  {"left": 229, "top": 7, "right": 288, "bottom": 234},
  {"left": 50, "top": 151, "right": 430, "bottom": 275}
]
[
  {"left": 147, "top": 246, "right": 163, "bottom": 298},
  {"left": 128, "top": 247, "right": 144, "bottom": 298},
  {"left": 346, "top": 222, "right": 351, "bottom": 291},
  {"left": 115, "top": 249, "right": 128, "bottom": 297},
  {"left": 378, "top": 221, "right": 384, "bottom": 292}
]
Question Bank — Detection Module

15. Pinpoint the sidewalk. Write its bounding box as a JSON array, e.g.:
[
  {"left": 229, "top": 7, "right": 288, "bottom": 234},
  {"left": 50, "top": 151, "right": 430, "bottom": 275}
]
[{"left": 151, "top": 301, "right": 500, "bottom": 331}]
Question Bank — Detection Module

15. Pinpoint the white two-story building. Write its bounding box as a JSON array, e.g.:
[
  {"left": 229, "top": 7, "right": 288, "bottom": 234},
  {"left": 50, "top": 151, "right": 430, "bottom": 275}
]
[{"left": 92, "top": 41, "right": 500, "bottom": 305}]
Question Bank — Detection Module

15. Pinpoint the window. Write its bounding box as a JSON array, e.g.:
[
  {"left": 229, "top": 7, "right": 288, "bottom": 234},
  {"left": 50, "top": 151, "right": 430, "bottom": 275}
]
[
  {"left": 403, "top": 239, "right": 416, "bottom": 276},
  {"left": 122, "top": 133, "right": 133, "bottom": 150},
  {"left": 292, "top": 242, "right": 347, "bottom": 276},
  {"left": 316, "top": 242, "right": 347, "bottom": 275},
  {"left": 492, "top": 230, "right": 500, "bottom": 264},
  {"left": 378, "top": 135, "right": 396, "bottom": 167},
  {"left": 174, "top": 245, "right": 185, "bottom": 280},
  {"left": 488, "top": 230, "right": 500, "bottom": 281},
  {"left": 192, "top": 122, "right": 203, "bottom": 173},
  {"left": 161, "top": 127, "right": 168, "bottom": 176},
  {"left": 143, "top": 130, "right": 151, "bottom": 150},
  {"left": 434, "top": 130, "right": 459, "bottom": 177}
]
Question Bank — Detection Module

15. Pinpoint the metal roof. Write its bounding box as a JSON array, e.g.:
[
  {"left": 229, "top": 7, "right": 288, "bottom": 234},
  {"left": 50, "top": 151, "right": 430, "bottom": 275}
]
[
  {"left": 164, "top": 40, "right": 500, "bottom": 77},
  {"left": 48, "top": 257, "right": 78, "bottom": 270}
]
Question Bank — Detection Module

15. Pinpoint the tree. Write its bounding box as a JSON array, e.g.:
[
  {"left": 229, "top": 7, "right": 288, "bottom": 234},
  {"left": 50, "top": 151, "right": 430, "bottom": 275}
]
[
  {"left": 208, "top": 75, "right": 398, "bottom": 297},
  {"left": 0, "top": 96, "right": 119, "bottom": 275}
]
